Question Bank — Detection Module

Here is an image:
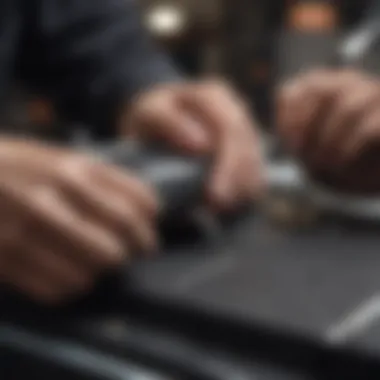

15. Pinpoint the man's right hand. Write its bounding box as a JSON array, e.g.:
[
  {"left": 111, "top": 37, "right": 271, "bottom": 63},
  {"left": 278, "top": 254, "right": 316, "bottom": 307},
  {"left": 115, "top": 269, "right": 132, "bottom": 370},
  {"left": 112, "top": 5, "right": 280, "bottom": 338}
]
[
  {"left": 0, "top": 138, "right": 159, "bottom": 304},
  {"left": 276, "top": 69, "right": 380, "bottom": 193}
]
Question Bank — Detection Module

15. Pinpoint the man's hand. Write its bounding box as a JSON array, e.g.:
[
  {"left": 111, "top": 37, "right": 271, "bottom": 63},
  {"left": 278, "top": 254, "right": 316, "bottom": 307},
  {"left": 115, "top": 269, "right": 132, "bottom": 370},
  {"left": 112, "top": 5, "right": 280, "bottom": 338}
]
[
  {"left": 276, "top": 69, "right": 380, "bottom": 193},
  {"left": 0, "top": 139, "right": 159, "bottom": 304},
  {"left": 122, "top": 80, "right": 264, "bottom": 209}
]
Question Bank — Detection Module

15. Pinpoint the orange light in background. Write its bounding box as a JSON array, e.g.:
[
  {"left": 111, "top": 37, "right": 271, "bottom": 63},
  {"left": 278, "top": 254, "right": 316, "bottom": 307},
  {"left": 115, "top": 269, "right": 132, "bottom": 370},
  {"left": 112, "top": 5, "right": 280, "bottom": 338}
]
[{"left": 287, "top": 2, "right": 339, "bottom": 32}]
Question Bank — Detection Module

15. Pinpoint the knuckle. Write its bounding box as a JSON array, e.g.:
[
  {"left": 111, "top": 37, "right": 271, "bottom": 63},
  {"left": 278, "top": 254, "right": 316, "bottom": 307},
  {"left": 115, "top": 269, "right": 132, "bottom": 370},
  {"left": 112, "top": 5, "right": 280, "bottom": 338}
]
[{"left": 57, "top": 156, "right": 89, "bottom": 188}]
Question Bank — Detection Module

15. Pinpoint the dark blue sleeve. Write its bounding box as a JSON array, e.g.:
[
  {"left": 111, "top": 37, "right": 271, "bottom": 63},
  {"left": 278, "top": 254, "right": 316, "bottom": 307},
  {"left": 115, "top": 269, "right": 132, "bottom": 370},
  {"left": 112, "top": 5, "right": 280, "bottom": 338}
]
[{"left": 17, "top": 0, "right": 181, "bottom": 135}]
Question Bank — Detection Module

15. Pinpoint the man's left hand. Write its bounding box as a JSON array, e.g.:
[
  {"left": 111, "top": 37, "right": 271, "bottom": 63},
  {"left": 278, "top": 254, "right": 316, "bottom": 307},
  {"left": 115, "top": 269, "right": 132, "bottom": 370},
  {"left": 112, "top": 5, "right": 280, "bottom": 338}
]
[{"left": 121, "top": 80, "right": 265, "bottom": 210}]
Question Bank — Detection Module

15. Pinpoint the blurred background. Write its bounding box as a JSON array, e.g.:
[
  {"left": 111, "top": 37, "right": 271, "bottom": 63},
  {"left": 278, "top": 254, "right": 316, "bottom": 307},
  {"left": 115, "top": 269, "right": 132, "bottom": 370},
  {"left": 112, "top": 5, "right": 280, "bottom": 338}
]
[{"left": 4, "top": 0, "right": 374, "bottom": 140}]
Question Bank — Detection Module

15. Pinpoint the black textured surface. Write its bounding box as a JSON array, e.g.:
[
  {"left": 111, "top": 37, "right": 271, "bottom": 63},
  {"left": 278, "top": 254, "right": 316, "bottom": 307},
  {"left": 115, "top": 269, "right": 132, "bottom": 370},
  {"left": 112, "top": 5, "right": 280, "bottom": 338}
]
[
  {"left": 4, "top": 213, "right": 380, "bottom": 378},
  {"left": 129, "top": 214, "right": 380, "bottom": 349}
]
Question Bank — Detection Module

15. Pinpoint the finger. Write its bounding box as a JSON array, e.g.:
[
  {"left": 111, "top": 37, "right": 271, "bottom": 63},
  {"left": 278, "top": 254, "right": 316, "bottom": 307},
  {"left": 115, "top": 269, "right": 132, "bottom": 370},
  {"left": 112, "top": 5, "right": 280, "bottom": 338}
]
[
  {"left": 235, "top": 144, "right": 265, "bottom": 203},
  {"left": 0, "top": 182, "right": 125, "bottom": 269},
  {"left": 276, "top": 76, "right": 310, "bottom": 141},
  {"left": 12, "top": 275, "right": 63, "bottom": 304},
  {"left": 12, "top": 240, "right": 94, "bottom": 296},
  {"left": 64, "top": 183, "right": 158, "bottom": 254},
  {"left": 185, "top": 83, "right": 255, "bottom": 206},
  {"left": 132, "top": 94, "right": 210, "bottom": 153},
  {"left": 276, "top": 70, "right": 333, "bottom": 153},
  {"left": 229, "top": 108, "right": 265, "bottom": 202},
  {"left": 56, "top": 162, "right": 158, "bottom": 253},
  {"left": 58, "top": 157, "right": 159, "bottom": 218},
  {"left": 277, "top": 69, "right": 365, "bottom": 158},
  {"left": 209, "top": 135, "right": 237, "bottom": 208},
  {"left": 314, "top": 79, "right": 380, "bottom": 167},
  {"left": 214, "top": 112, "right": 262, "bottom": 206},
  {"left": 223, "top": 111, "right": 264, "bottom": 203},
  {"left": 0, "top": 221, "right": 94, "bottom": 301},
  {"left": 214, "top": 132, "right": 263, "bottom": 207},
  {"left": 1, "top": 253, "right": 65, "bottom": 304},
  {"left": 32, "top": 189, "right": 126, "bottom": 268},
  {"left": 94, "top": 165, "right": 160, "bottom": 219},
  {"left": 340, "top": 108, "right": 380, "bottom": 164}
]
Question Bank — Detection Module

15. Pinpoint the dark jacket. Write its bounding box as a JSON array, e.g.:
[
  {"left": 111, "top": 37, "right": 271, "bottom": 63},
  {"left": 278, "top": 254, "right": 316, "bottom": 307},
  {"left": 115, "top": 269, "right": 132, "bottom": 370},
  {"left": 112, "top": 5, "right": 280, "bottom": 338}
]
[{"left": 0, "top": 0, "right": 179, "bottom": 136}]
